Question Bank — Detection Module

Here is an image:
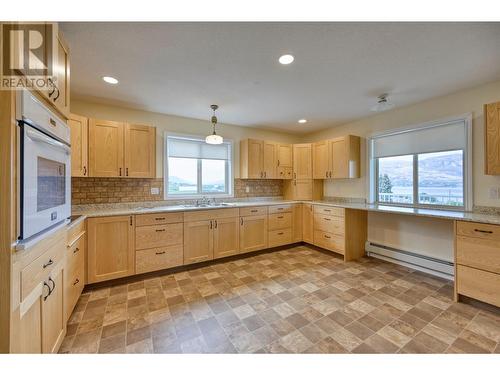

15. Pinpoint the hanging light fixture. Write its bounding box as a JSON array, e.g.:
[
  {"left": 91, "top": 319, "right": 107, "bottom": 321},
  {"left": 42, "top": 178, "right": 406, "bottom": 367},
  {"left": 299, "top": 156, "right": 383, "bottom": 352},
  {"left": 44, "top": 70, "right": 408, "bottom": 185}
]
[
  {"left": 205, "top": 104, "right": 223, "bottom": 145},
  {"left": 370, "top": 93, "right": 395, "bottom": 112}
]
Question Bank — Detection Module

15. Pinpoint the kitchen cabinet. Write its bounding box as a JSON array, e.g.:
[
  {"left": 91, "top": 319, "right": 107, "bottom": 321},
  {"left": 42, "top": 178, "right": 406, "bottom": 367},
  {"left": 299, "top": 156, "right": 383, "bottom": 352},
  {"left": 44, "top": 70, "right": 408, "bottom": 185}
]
[
  {"left": 184, "top": 220, "right": 214, "bottom": 264},
  {"left": 52, "top": 32, "right": 70, "bottom": 118},
  {"left": 277, "top": 144, "right": 293, "bottom": 179},
  {"left": 292, "top": 203, "right": 303, "bottom": 242},
  {"left": 68, "top": 114, "right": 88, "bottom": 177},
  {"left": 240, "top": 139, "right": 292, "bottom": 179},
  {"left": 41, "top": 267, "right": 65, "bottom": 354},
  {"left": 312, "top": 135, "right": 360, "bottom": 179},
  {"left": 293, "top": 143, "right": 312, "bottom": 179},
  {"left": 124, "top": 123, "right": 156, "bottom": 178},
  {"left": 485, "top": 101, "right": 500, "bottom": 175},
  {"left": 240, "top": 211, "right": 268, "bottom": 253},
  {"left": 87, "top": 215, "right": 135, "bottom": 283},
  {"left": 89, "top": 119, "right": 124, "bottom": 177},
  {"left": 213, "top": 216, "right": 240, "bottom": 259},
  {"left": 88, "top": 119, "right": 156, "bottom": 178},
  {"left": 240, "top": 139, "right": 264, "bottom": 178},
  {"left": 302, "top": 203, "right": 313, "bottom": 244},
  {"left": 283, "top": 179, "right": 323, "bottom": 201},
  {"left": 263, "top": 141, "right": 277, "bottom": 179},
  {"left": 65, "top": 220, "right": 85, "bottom": 319}
]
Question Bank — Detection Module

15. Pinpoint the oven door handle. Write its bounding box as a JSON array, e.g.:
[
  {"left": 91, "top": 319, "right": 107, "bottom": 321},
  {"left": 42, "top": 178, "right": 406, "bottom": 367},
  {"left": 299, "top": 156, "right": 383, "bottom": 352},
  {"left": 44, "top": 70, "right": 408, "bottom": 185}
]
[{"left": 25, "top": 128, "right": 71, "bottom": 154}]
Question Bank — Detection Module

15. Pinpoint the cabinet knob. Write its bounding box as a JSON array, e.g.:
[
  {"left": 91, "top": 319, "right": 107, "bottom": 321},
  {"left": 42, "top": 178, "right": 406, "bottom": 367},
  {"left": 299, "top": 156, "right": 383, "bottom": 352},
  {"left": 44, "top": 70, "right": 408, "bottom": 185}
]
[
  {"left": 73, "top": 247, "right": 80, "bottom": 254},
  {"left": 43, "top": 259, "right": 53, "bottom": 269},
  {"left": 73, "top": 278, "right": 80, "bottom": 286}
]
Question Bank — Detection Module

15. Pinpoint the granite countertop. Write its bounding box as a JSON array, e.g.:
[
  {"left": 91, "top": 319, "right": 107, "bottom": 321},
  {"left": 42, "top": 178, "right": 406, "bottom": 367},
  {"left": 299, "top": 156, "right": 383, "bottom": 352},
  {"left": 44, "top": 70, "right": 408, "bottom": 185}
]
[{"left": 72, "top": 199, "right": 500, "bottom": 225}]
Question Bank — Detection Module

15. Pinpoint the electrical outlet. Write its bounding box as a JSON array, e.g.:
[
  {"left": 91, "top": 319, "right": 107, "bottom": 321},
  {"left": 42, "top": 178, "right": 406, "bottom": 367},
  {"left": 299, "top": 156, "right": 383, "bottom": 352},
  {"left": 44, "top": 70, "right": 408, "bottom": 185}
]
[
  {"left": 151, "top": 187, "right": 160, "bottom": 195},
  {"left": 489, "top": 187, "right": 499, "bottom": 200},
  {"left": 245, "top": 186, "right": 250, "bottom": 193}
]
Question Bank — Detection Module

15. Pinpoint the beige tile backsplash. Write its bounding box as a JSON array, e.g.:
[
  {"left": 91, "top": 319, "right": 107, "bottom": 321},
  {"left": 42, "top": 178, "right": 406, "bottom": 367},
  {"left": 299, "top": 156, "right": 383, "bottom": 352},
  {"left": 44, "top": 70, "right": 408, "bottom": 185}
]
[{"left": 72, "top": 178, "right": 283, "bottom": 205}]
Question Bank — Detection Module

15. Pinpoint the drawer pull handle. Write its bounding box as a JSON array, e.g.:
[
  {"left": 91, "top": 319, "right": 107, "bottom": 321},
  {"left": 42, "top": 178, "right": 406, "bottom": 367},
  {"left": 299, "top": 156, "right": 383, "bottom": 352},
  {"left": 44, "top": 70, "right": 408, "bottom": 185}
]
[
  {"left": 277, "top": 216, "right": 284, "bottom": 219},
  {"left": 155, "top": 251, "right": 166, "bottom": 255},
  {"left": 240, "top": 218, "right": 243, "bottom": 226},
  {"left": 73, "top": 278, "right": 80, "bottom": 286},
  {"left": 323, "top": 209, "right": 331, "bottom": 212},
  {"left": 474, "top": 229, "right": 493, "bottom": 234},
  {"left": 155, "top": 217, "right": 166, "bottom": 221},
  {"left": 73, "top": 247, "right": 80, "bottom": 254},
  {"left": 155, "top": 229, "right": 166, "bottom": 232},
  {"left": 324, "top": 235, "right": 331, "bottom": 239},
  {"left": 42, "top": 282, "right": 51, "bottom": 300},
  {"left": 43, "top": 259, "right": 53, "bottom": 268},
  {"left": 277, "top": 208, "right": 283, "bottom": 210},
  {"left": 323, "top": 218, "right": 331, "bottom": 221},
  {"left": 48, "top": 277, "right": 56, "bottom": 293},
  {"left": 278, "top": 232, "right": 284, "bottom": 235},
  {"left": 251, "top": 210, "right": 258, "bottom": 213}
]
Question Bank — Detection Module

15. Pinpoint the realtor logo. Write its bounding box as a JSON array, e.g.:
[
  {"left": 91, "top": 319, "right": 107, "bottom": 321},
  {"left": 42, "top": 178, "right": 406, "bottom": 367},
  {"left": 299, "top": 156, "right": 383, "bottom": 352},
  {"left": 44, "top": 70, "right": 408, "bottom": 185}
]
[{"left": 1, "top": 22, "right": 55, "bottom": 90}]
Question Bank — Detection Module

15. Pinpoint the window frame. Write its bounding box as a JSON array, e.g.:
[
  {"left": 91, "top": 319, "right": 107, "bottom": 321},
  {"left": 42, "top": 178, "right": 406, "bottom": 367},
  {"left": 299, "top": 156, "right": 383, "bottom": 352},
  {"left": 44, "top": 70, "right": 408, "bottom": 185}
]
[
  {"left": 368, "top": 114, "right": 472, "bottom": 211},
  {"left": 164, "top": 133, "right": 234, "bottom": 200}
]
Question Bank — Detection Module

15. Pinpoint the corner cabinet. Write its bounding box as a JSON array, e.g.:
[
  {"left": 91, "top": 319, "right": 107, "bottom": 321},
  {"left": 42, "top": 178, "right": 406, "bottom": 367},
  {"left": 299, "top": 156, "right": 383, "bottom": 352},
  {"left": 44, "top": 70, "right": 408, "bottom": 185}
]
[
  {"left": 88, "top": 119, "right": 156, "bottom": 178},
  {"left": 87, "top": 215, "right": 135, "bottom": 283},
  {"left": 69, "top": 114, "right": 88, "bottom": 177},
  {"left": 485, "top": 101, "right": 500, "bottom": 175}
]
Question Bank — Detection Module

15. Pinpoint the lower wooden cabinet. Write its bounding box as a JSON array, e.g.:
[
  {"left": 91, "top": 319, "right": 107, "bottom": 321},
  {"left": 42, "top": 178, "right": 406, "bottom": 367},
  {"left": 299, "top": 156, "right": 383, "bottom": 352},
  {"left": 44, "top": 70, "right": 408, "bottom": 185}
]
[
  {"left": 302, "top": 203, "right": 313, "bottom": 244},
  {"left": 136, "top": 245, "right": 183, "bottom": 274},
  {"left": 87, "top": 215, "right": 135, "bottom": 283},
  {"left": 65, "top": 231, "right": 85, "bottom": 319},
  {"left": 213, "top": 217, "right": 240, "bottom": 259},
  {"left": 42, "top": 267, "right": 65, "bottom": 354},
  {"left": 184, "top": 220, "right": 214, "bottom": 264},
  {"left": 292, "top": 203, "right": 303, "bottom": 242},
  {"left": 240, "top": 214, "right": 268, "bottom": 253}
]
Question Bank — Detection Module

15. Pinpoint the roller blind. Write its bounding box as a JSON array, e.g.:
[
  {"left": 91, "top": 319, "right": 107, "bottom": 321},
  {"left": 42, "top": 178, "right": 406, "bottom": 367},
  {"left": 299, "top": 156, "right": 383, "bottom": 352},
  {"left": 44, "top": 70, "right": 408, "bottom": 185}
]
[
  {"left": 167, "top": 136, "right": 230, "bottom": 160},
  {"left": 371, "top": 120, "right": 467, "bottom": 158}
]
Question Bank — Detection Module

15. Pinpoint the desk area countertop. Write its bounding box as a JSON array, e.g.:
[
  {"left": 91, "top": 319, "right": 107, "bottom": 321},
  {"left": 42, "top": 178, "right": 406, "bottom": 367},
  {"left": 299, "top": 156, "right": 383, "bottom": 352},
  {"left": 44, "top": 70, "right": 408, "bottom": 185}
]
[{"left": 71, "top": 199, "right": 500, "bottom": 225}]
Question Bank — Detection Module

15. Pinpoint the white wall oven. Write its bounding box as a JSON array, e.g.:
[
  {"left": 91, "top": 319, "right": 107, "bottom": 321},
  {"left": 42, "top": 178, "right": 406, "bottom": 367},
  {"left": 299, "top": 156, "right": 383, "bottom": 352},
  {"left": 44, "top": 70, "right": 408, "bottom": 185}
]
[{"left": 17, "top": 90, "right": 71, "bottom": 240}]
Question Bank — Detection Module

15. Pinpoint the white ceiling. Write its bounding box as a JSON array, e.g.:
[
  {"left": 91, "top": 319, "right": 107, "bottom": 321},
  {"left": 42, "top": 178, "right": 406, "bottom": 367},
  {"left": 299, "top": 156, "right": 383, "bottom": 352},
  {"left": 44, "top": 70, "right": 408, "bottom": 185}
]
[{"left": 61, "top": 22, "right": 500, "bottom": 134}]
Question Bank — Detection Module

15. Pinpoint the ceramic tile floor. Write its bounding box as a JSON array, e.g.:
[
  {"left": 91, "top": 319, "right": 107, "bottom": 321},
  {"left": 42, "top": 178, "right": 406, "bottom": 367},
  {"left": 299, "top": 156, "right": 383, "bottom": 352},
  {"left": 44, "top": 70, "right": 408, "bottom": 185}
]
[{"left": 60, "top": 245, "right": 500, "bottom": 354}]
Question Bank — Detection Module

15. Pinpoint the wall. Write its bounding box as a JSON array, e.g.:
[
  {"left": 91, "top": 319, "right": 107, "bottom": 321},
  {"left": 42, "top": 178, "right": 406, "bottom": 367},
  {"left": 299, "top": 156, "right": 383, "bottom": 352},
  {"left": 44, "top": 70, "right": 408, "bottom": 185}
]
[
  {"left": 71, "top": 100, "right": 302, "bottom": 179},
  {"left": 303, "top": 80, "right": 500, "bottom": 261}
]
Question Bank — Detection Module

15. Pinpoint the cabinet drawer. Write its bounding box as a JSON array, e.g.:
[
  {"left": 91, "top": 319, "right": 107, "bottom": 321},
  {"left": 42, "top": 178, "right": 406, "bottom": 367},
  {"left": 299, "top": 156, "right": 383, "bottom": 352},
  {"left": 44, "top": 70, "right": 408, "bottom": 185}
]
[
  {"left": 67, "top": 233, "right": 85, "bottom": 273},
  {"left": 268, "top": 229, "right": 292, "bottom": 247},
  {"left": 184, "top": 208, "right": 239, "bottom": 222},
  {"left": 135, "top": 212, "right": 183, "bottom": 227},
  {"left": 313, "top": 214, "right": 344, "bottom": 235},
  {"left": 313, "top": 205, "right": 344, "bottom": 217},
  {"left": 268, "top": 212, "right": 292, "bottom": 230},
  {"left": 67, "top": 220, "right": 85, "bottom": 243},
  {"left": 277, "top": 167, "right": 292, "bottom": 179},
  {"left": 457, "top": 265, "right": 500, "bottom": 307},
  {"left": 456, "top": 235, "right": 500, "bottom": 274},
  {"left": 135, "top": 223, "right": 183, "bottom": 250},
  {"left": 21, "top": 241, "right": 65, "bottom": 300},
  {"left": 66, "top": 252, "right": 85, "bottom": 316},
  {"left": 136, "top": 245, "right": 183, "bottom": 274},
  {"left": 313, "top": 230, "right": 345, "bottom": 254},
  {"left": 456, "top": 221, "right": 500, "bottom": 241},
  {"left": 268, "top": 204, "right": 292, "bottom": 214},
  {"left": 240, "top": 206, "right": 268, "bottom": 217}
]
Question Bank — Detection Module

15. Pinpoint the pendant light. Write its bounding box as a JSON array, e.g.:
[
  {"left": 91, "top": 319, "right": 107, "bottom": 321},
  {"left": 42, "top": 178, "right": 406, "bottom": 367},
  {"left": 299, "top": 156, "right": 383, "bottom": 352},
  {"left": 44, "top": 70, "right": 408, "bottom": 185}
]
[
  {"left": 205, "top": 104, "right": 223, "bottom": 145},
  {"left": 370, "top": 93, "right": 395, "bottom": 112}
]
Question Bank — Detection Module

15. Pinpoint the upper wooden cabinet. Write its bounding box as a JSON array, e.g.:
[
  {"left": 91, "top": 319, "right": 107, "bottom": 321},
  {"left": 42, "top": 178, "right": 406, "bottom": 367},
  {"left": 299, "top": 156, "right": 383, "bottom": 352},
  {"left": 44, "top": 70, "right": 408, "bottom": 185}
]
[
  {"left": 293, "top": 143, "right": 312, "bottom": 179},
  {"left": 69, "top": 114, "right": 88, "bottom": 177},
  {"left": 240, "top": 139, "right": 292, "bottom": 179},
  {"left": 52, "top": 32, "right": 70, "bottom": 118},
  {"left": 312, "top": 135, "right": 360, "bottom": 179},
  {"left": 485, "top": 101, "right": 500, "bottom": 175},
  {"left": 88, "top": 119, "right": 156, "bottom": 178},
  {"left": 87, "top": 215, "right": 135, "bottom": 283}
]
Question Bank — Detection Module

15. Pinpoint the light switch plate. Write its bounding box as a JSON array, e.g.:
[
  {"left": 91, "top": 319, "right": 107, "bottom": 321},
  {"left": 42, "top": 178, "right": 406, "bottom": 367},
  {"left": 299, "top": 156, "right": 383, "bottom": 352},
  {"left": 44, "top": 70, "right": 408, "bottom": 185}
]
[
  {"left": 151, "top": 187, "right": 160, "bottom": 195},
  {"left": 245, "top": 186, "right": 250, "bottom": 193}
]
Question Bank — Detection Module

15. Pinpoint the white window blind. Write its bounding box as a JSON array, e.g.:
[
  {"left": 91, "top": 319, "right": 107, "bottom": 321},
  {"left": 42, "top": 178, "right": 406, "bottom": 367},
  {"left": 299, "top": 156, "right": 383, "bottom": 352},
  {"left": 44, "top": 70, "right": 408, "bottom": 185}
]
[
  {"left": 371, "top": 120, "right": 467, "bottom": 158},
  {"left": 167, "top": 137, "right": 230, "bottom": 160}
]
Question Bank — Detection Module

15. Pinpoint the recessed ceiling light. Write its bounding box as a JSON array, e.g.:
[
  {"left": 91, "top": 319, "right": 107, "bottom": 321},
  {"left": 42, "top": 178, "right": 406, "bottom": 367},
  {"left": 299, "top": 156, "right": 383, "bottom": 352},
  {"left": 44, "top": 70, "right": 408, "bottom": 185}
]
[
  {"left": 279, "top": 54, "right": 294, "bottom": 65},
  {"left": 102, "top": 76, "right": 119, "bottom": 84},
  {"left": 298, "top": 119, "right": 307, "bottom": 124}
]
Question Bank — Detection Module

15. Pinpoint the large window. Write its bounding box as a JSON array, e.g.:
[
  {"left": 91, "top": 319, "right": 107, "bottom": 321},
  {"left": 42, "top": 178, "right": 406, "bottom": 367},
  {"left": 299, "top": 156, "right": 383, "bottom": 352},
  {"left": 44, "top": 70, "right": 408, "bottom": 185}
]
[
  {"left": 165, "top": 135, "right": 233, "bottom": 198},
  {"left": 369, "top": 115, "right": 472, "bottom": 210}
]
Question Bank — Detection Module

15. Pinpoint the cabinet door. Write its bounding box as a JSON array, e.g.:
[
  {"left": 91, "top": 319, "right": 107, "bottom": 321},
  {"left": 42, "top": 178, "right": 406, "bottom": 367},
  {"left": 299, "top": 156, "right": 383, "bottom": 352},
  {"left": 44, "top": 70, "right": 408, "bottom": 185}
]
[
  {"left": 124, "top": 123, "right": 156, "bottom": 178},
  {"left": 240, "top": 215, "right": 268, "bottom": 253},
  {"left": 89, "top": 119, "right": 124, "bottom": 177},
  {"left": 263, "top": 141, "right": 276, "bottom": 179},
  {"left": 330, "top": 138, "right": 348, "bottom": 179},
  {"left": 52, "top": 32, "right": 70, "bottom": 118},
  {"left": 292, "top": 204, "right": 303, "bottom": 242},
  {"left": 293, "top": 179, "right": 313, "bottom": 200},
  {"left": 213, "top": 217, "right": 240, "bottom": 259},
  {"left": 11, "top": 299, "right": 42, "bottom": 353},
  {"left": 184, "top": 220, "right": 214, "bottom": 264},
  {"left": 277, "top": 144, "right": 293, "bottom": 168},
  {"left": 302, "top": 203, "right": 313, "bottom": 244},
  {"left": 247, "top": 139, "right": 264, "bottom": 178},
  {"left": 293, "top": 143, "right": 312, "bottom": 179},
  {"left": 313, "top": 140, "right": 330, "bottom": 179},
  {"left": 485, "top": 101, "right": 500, "bottom": 175},
  {"left": 87, "top": 215, "right": 135, "bottom": 283},
  {"left": 69, "top": 114, "right": 88, "bottom": 177},
  {"left": 42, "top": 267, "right": 65, "bottom": 353}
]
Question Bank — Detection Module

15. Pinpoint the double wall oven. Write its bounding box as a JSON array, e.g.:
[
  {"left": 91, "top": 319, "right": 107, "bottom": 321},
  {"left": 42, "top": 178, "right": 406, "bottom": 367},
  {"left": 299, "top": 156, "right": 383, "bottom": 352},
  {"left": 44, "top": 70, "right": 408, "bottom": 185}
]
[{"left": 17, "top": 90, "right": 71, "bottom": 241}]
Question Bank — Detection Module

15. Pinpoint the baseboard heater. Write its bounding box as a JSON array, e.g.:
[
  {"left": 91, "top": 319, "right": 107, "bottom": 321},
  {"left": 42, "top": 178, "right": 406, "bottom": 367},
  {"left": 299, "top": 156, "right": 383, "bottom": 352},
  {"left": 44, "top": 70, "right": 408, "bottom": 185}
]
[{"left": 365, "top": 241, "right": 454, "bottom": 280}]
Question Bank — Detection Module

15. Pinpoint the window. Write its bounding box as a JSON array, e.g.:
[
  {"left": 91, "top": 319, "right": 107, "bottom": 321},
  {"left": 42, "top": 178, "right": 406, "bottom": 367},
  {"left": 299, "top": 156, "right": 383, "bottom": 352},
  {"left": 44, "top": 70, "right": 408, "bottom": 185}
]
[
  {"left": 369, "top": 115, "right": 472, "bottom": 210},
  {"left": 165, "top": 135, "right": 233, "bottom": 198}
]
